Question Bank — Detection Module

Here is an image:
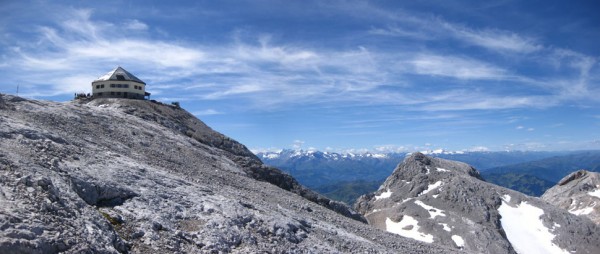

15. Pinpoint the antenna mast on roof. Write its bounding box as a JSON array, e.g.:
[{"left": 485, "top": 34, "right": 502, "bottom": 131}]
[{"left": 16, "top": 84, "right": 19, "bottom": 96}]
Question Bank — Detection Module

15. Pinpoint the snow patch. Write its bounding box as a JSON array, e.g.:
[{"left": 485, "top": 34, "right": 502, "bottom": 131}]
[
  {"left": 400, "top": 198, "right": 413, "bottom": 205},
  {"left": 588, "top": 189, "right": 600, "bottom": 199},
  {"left": 498, "top": 201, "right": 569, "bottom": 254},
  {"left": 419, "top": 181, "right": 443, "bottom": 196},
  {"left": 432, "top": 194, "right": 439, "bottom": 199},
  {"left": 414, "top": 200, "right": 445, "bottom": 219},
  {"left": 265, "top": 153, "right": 280, "bottom": 159},
  {"left": 569, "top": 202, "right": 596, "bottom": 216},
  {"left": 385, "top": 216, "right": 434, "bottom": 243},
  {"left": 375, "top": 189, "right": 393, "bottom": 200},
  {"left": 440, "top": 223, "right": 451, "bottom": 232},
  {"left": 436, "top": 167, "right": 449, "bottom": 172},
  {"left": 502, "top": 194, "right": 512, "bottom": 203},
  {"left": 451, "top": 235, "right": 465, "bottom": 248}
]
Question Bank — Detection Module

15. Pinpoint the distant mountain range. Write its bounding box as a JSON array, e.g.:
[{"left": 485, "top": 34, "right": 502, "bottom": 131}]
[
  {"left": 256, "top": 149, "right": 403, "bottom": 189},
  {"left": 480, "top": 151, "right": 600, "bottom": 195},
  {"left": 257, "top": 149, "right": 600, "bottom": 203}
]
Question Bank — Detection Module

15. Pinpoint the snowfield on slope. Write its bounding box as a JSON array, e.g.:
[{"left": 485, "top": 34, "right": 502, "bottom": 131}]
[
  {"left": 589, "top": 189, "right": 600, "bottom": 199},
  {"left": 498, "top": 200, "right": 569, "bottom": 254},
  {"left": 385, "top": 216, "right": 434, "bottom": 243}
]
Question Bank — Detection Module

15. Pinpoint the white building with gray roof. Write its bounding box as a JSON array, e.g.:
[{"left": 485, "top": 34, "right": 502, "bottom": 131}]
[{"left": 91, "top": 67, "right": 150, "bottom": 99}]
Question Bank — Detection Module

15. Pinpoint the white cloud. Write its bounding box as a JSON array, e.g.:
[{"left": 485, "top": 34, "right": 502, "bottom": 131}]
[
  {"left": 123, "top": 19, "right": 148, "bottom": 30},
  {"left": 368, "top": 25, "right": 430, "bottom": 40},
  {"left": 365, "top": 7, "right": 542, "bottom": 54},
  {"left": 409, "top": 54, "right": 507, "bottom": 80},
  {"left": 441, "top": 23, "right": 542, "bottom": 53},
  {"left": 373, "top": 145, "right": 409, "bottom": 153},
  {"left": 3, "top": 6, "right": 596, "bottom": 114},
  {"left": 5, "top": 8, "right": 207, "bottom": 96},
  {"left": 193, "top": 109, "right": 223, "bottom": 116},
  {"left": 467, "top": 146, "right": 489, "bottom": 152},
  {"left": 516, "top": 126, "right": 524, "bottom": 130},
  {"left": 292, "top": 140, "right": 305, "bottom": 150}
]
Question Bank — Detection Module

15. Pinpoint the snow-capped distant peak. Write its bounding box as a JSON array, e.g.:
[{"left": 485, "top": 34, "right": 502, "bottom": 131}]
[
  {"left": 419, "top": 149, "right": 465, "bottom": 155},
  {"left": 256, "top": 149, "right": 394, "bottom": 161}
]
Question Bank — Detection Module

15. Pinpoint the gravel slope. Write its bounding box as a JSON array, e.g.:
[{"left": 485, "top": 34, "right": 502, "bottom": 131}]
[{"left": 0, "top": 94, "right": 458, "bottom": 253}]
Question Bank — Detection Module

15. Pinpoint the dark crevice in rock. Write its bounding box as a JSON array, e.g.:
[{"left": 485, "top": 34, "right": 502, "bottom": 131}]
[
  {"left": 70, "top": 177, "right": 138, "bottom": 207},
  {"left": 558, "top": 169, "right": 588, "bottom": 186}
]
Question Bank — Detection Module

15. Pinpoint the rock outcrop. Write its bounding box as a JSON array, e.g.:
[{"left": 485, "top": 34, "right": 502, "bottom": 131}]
[
  {"left": 542, "top": 170, "right": 600, "bottom": 224},
  {"left": 355, "top": 152, "right": 600, "bottom": 254},
  {"left": 0, "top": 94, "right": 458, "bottom": 253}
]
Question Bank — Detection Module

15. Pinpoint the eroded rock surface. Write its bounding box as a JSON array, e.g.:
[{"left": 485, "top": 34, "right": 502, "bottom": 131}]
[
  {"left": 356, "top": 152, "right": 600, "bottom": 254},
  {"left": 542, "top": 170, "right": 600, "bottom": 224},
  {"left": 0, "top": 94, "right": 456, "bottom": 253}
]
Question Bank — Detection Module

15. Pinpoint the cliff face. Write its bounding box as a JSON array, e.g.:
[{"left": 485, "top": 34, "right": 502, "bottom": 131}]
[
  {"left": 542, "top": 170, "right": 600, "bottom": 224},
  {"left": 356, "top": 153, "right": 600, "bottom": 254},
  {"left": 0, "top": 94, "right": 457, "bottom": 253}
]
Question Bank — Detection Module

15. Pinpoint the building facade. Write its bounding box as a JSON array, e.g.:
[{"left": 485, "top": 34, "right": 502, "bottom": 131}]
[{"left": 92, "top": 67, "right": 150, "bottom": 99}]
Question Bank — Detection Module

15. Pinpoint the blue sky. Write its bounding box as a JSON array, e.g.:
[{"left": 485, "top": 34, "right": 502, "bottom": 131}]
[{"left": 1, "top": 0, "right": 600, "bottom": 153}]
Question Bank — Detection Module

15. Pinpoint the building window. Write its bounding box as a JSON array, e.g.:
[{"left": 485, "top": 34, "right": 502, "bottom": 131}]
[
  {"left": 111, "top": 84, "right": 115, "bottom": 88},
  {"left": 96, "top": 85, "right": 100, "bottom": 89},
  {"left": 110, "top": 92, "right": 114, "bottom": 95},
  {"left": 101, "top": 84, "right": 105, "bottom": 88},
  {"left": 98, "top": 93, "right": 102, "bottom": 96},
  {"left": 124, "top": 84, "right": 129, "bottom": 88}
]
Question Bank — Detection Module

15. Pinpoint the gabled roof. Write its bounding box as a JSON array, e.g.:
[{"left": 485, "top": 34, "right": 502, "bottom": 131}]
[{"left": 93, "top": 66, "right": 146, "bottom": 85}]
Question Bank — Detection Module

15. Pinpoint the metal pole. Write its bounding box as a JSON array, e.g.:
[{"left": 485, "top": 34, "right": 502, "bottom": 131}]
[{"left": 16, "top": 84, "right": 19, "bottom": 96}]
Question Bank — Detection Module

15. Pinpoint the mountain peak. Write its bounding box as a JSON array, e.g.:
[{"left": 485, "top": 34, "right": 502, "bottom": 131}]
[
  {"left": 400, "top": 152, "right": 483, "bottom": 180},
  {"left": 356, "top": 153, "right": 600, "bottom": 253},
  {"left": 543, "top": 170, "right": 600, "bottom": 224}
]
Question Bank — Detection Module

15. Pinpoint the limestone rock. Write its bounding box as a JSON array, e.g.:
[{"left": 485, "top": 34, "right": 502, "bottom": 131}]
[
  {"left": 356, "top": 152, "right": 600, "bottom": 254},
  {"left": 542, "top": 170, "right": 600, "bottom": 224},
  {"left": 0, "top": 94, "right": 457, "bottom": 253}
]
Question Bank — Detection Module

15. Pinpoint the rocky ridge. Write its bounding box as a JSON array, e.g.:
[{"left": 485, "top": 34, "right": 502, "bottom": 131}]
[
  {"left": 542, "top": 170, "right": 600, "bottom": 224},
  {"left": 355, "top": 152, "right": 600, "bottom": 254},
  {"left": 0, "top": 94, "right": 459, "bottom": 253}
]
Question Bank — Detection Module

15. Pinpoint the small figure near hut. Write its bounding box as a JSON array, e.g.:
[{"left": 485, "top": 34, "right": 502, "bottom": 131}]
[{"left": 91, "top": 67, "right": 151, "bottom": 100}]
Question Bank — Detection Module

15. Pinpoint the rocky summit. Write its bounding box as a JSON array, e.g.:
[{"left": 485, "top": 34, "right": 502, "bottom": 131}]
[
  {"left": 542, "top": 170, "right": 600, "bottom": 224},
  {"left": 0, "top": 94, "right": 460, "bottom": 253},
  {"left": 355, "top": 152, "right": 600, "bottom": 254}
]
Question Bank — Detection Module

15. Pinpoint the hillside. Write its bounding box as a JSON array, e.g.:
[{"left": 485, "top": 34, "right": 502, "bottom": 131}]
[
  {"left": 482, "top": 151, "right": 600, "bottom": 195},
  {"left": 257, "top": 150, "right": 402, "bottom": 189},
  {"left": 355, "top": 153, "right": 600, "bottom": 253},
  {"left": 313, "top": 179, "right": 384, "bottom": 205},
  {"left": 0, "top": 94, "right": 457, "bottom": 253},
  {"left": 482, "top": 173, "right": 556, "bottom": 196},
  {"left": 542, "top": 170, "right": 600, "bottom": 224}
]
